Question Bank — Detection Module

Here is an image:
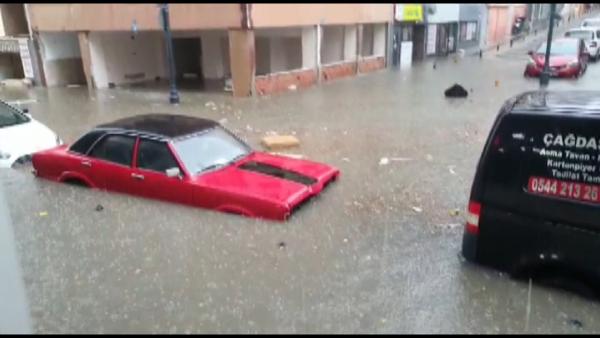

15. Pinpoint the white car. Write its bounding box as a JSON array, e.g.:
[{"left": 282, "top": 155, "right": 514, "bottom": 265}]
[
  {"left": 565, "top": 27, "right": 600, "bottom": 61},
  {"left": 0, "top": 101, "right": 62, "bottom": 168},
  {"left": 582, "top": 18, "right": 600, "bottom": 28}
]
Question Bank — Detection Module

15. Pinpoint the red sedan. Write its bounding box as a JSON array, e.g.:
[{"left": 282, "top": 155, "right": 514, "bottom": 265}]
[
  {"left": 32, "top": 114, "right": 340, "bottom": 221},
  {"left": 524, "top": 37, "right": 590, "bottom": 78}
]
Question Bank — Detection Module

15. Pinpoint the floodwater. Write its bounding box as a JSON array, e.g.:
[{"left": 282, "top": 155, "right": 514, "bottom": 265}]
[{"left": 2, "top": 22, "right": 600, "bottom": 333}]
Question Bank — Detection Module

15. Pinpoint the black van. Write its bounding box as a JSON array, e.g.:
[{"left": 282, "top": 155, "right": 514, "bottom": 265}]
[{"left": 462, "top": 90, "right": 600, "bottom": 295}]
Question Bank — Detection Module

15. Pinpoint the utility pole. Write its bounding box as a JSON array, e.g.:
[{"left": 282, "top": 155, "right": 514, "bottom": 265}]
[
  {"left": 539, "top": 3, "right": 557, "bottom": 88},
  {"left": 160, "top": 3, "right": 180, "bottom": 104}
]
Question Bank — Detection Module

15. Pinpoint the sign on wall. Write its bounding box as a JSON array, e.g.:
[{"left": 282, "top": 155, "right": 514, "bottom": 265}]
[
  {"left": 400, "top": 41, "right": 413, "bottom": 69},
  {"left": 426, "top": 24, "right": 437, "bottom": 55},
  {"left": 395, "top": 4, "right": 424, "bottom": 22}
]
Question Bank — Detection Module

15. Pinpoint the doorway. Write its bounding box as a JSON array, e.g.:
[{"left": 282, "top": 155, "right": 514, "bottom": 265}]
[{"left": 172, "top": 38, "right": 202, "bottom": 88}]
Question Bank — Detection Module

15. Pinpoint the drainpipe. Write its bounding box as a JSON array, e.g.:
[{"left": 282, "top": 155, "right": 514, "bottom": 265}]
[
  {"left": 159, "top": 3, "right": 180, "bottom": 104},
  {"left": 239, "top": 3, "right": 255, "bottom": 96},
  {"left": 316, "top": 22, "right": 322, "bottom": 83}
]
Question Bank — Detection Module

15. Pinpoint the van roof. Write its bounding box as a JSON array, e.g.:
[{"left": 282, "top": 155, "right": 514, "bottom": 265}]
[{"left": 510, "top": 91, "right": 600, "bottom": 115}]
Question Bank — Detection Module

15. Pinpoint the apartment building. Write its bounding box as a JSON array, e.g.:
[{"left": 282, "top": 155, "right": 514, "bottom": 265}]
[{"left": 26, "top": 4, "right": 394, "bottom": 97}]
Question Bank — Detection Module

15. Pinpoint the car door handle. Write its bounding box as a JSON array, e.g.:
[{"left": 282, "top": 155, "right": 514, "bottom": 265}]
[
  {"left": 131, "top": 173, "right": 145, "bottom": 181},
  {"left": 81, "top": 160, "right": 92, "bottom": 167}
]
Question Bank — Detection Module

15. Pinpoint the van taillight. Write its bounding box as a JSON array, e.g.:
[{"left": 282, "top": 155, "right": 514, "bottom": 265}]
[{"left": 466, "top": 201, "right": 481, "bottom": 235}]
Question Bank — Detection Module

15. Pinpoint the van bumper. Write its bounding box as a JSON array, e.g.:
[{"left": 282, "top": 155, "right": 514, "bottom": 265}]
[{"left": 461, "top": 230, "right": 478, "bottom": 262}]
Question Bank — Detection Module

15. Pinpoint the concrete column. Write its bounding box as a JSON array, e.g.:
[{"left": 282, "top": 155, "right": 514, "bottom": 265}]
[
  {"left": 373, "top": 23, "right": 386, "bottom": 56},
  {"left": 343, "top": 25, "right": 357, "bottom": 61},
  {"left": 77, "top": 31, "right": 93, "bottom": 89},
  {"left": 301, "top": 26, "right": 316, "bottom": 69},
  {"left": 201, "top": 32, "right": 225, "bottom": 79},
  {"left": 357, "top": 24, "right": 363, "bottom": 74},
  {"left": 316, "top": 24, "right": 322, "bottom": 82},
  {"left": 228, "top": 29, "right": 255, "bottom": 97}
]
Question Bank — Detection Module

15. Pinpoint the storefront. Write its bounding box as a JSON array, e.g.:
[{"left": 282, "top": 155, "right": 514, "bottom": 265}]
[
  {"left": 423, "top": 4, "right": 460, "bottom": 57},
  {"left": 392, "top": 4, "right": 425, "bottom": 67}
]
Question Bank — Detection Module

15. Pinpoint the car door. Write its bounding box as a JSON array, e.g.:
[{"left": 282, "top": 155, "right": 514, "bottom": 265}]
[
  {"left": 130, "top": 138, "right": 193, "bottom": 205},
  {"left": 87, "top": 133, "right": 137, "bottom": 194}
]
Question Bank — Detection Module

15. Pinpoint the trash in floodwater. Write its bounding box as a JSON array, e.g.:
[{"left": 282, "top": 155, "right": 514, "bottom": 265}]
[
  {"left": 426, "top": 154, "right": 434, "bottom": 162},
  {"left": 38, "top": 211, "right": 48, "bottom": 217},
  {"left": 444, "top": 84, "right": 468, "bottom": 98},
  {"left": 448, "top": 165, "right": 457, "bottom": 175},
  {"left": 495, "top": 80, "right": 500, "bottom": 87},
  {"left": 343, "top": 238, "right": 349, "bottom": 243},
  {"left": 412, "top": 206, "right": 423, "bottom": 213},
  {"left": 261, "top": 135, "right": 300, "bottom": 150},
  {"left": 342, "top": 157, "right": 350, "bottom": 162},
  {"left": 566, "top": 319, "right": 584, "bottom": 329},
  {"left": 449, "top": 209, "right": 460, "bottom": 216},
  {"left": 95, "top": 204, "right": 104, "bottom": 212},
  {"left": 278, "top": 241, "right": 286, "bottom": 249},
  {"left": 380, "top": 157, "right": 412, "bottom": 165}
]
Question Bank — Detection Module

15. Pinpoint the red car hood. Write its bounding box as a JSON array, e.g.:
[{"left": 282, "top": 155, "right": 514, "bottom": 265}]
[
  {"left": 196, "top": 152, "right": 339, "bottom": 207},
  {"left": 534, "top": 54, "right": 577, "bottom": 67}
]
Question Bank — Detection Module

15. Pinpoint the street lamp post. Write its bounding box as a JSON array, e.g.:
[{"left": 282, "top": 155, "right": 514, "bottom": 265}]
[
  {"left": 160, "top": 3, "right": 180, "bottom": 104},
  {"left": 539, "top": 3, "right": 557, "bottom": 88}
]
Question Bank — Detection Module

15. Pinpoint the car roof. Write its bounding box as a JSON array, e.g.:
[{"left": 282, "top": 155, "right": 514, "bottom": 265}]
[
  {"left": 509, "top": 91, "right": 600, "bottom": 115},
  {"left": 95, "top": 114, "right": 219, "bottom": 139},
  {"left": 567, "top": 27, "right": 596, "bottom": 32}
]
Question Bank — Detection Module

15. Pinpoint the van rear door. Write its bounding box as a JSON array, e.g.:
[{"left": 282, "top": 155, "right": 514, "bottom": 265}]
[
  {"left": 473, "top": 111, "right": 600, "bottom": 271},
  {"left": 480, "top": 112, "right": 600, "bottom": 230}
]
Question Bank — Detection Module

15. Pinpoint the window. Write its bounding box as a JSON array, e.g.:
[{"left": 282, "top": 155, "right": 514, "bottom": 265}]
[
  {"left": 69, "top": 130, "right": 106, "bottom": 155},
  {"left": 137, "top": 139, "right": 180, "bottom": 173},
  {"left": 89, "top": 134, "right": 135, "bottom": 166},
  {"left": 459, "top": 22, "right": 478, "bottom": 42}
]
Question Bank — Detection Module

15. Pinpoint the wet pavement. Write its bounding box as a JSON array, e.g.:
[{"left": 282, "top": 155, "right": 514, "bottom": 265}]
[{"left": 2, "top": 20, "right": 600, "bottom": 333}]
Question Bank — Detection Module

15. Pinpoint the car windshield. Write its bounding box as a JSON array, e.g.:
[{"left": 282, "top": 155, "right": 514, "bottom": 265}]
[
  {"left": 565, "top": 30, "right": 593, "bottom": 41},
  {"left": 172, "top": 127, "right": 251, "bottom": 175},
  {"left": 0, "top": 102, "right": 29, "bottom": 128},
  {"left": 537, "top": 40, "right": 578, "bottom": 55}
]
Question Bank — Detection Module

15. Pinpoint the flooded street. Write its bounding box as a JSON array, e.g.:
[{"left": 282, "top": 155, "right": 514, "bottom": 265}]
[{"left": 2, "top": 36, "right": 600, "bottom": 333}]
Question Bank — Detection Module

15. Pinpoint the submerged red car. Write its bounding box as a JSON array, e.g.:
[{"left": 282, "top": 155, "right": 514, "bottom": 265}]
[
  {"left": 32, "top": 114, "right": 339, "bottom": 221},
  {"left": 524, "top": 37, "right": 590, "bottom": 78}
]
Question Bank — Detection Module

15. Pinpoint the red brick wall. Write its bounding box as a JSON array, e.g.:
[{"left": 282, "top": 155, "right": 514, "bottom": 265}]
[
  {"left": 321, "top": 62, "right": 357, "bottom": 82},
  {"left": 255, "top": 69, "right": 317, "bottom": 95},
  {"left": 358, "top": 56, "right": 385, "bottom": 74}
]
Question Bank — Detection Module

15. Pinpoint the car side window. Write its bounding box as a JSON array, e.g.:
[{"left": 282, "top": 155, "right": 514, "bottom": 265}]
[
  {"left": 89, "top": 134, "right": 135, "bottom": 167},
  {"left": 137, "top": 139, "right": 180, "bottom": 174}
]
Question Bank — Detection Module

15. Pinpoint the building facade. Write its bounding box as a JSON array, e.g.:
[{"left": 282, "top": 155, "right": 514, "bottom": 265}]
[
  {"left": 423, "top": 4, "right": 460, "bottom": 57},
  {"left": 26, "top": 4, "right": 394, "bottom": 97},
  {"left": 0, "top": 5, "right": 39, "bottom": 84},
  {"left": 392, "top": 4, "right": 426, "bottom": 68},
  {"left": 457, "top": 4, "right": 487, "bottom": 52}
]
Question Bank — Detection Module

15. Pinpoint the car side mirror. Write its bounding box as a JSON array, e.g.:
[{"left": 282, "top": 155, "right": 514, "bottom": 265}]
[{"left": 166, "top": 167, "right": 182, "bottom": 179}]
